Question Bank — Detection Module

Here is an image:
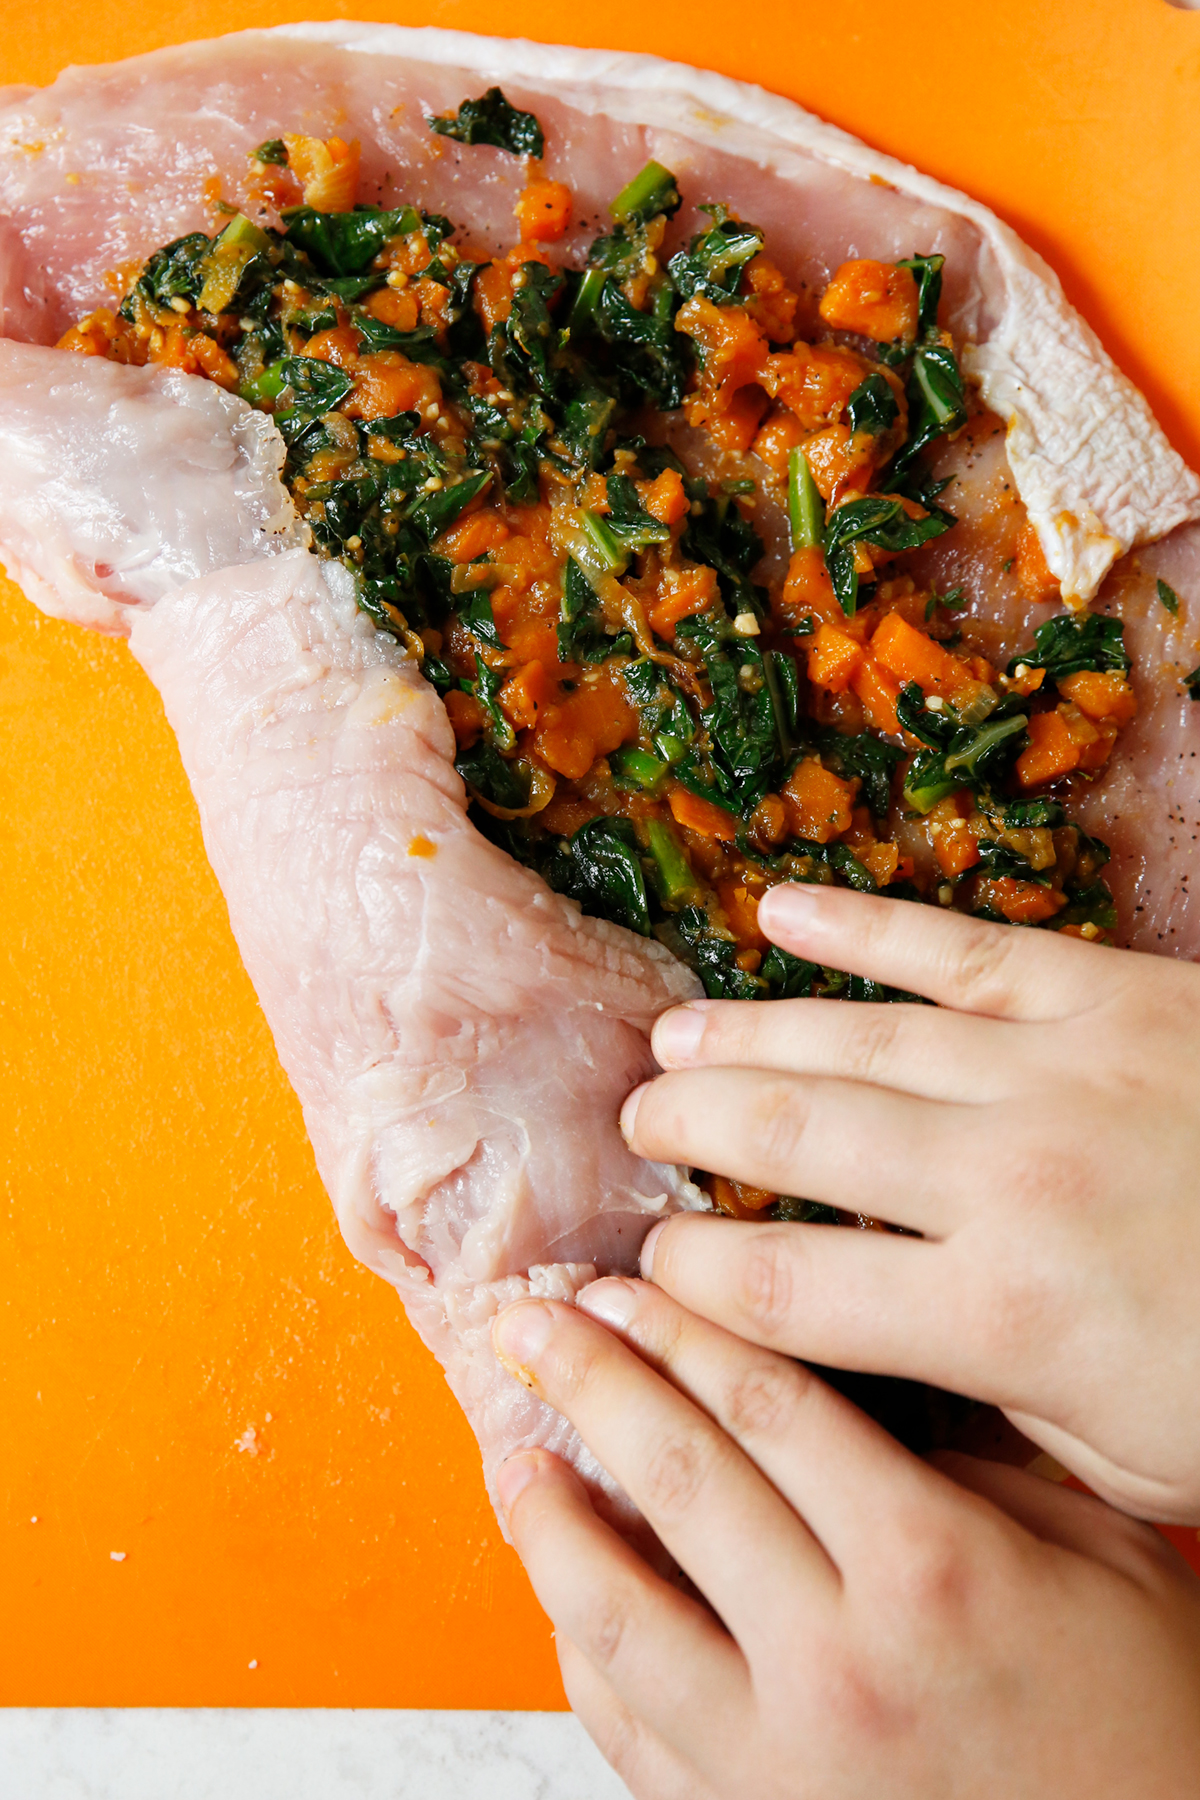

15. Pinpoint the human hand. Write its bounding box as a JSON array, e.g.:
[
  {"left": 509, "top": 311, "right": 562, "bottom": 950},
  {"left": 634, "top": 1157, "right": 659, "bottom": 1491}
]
[
  {"left": 491, "top": 1281, "right": 1200, "bottom": 1800},
  {"left": 625, "top": 883, "right": 1200, "bottom": 1523}
]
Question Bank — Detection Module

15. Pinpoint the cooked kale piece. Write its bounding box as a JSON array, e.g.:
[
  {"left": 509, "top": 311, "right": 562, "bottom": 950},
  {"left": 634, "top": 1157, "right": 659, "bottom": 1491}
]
[
  {"left": 560, "top": 819, "right": 652, "bottom": 937},
  {"left": 816, "top": 730, "right": 903, "bottom": 819},
  {"left": 846, "top": 373, "right": 899, "bottom": 439},
  {"left": 276, "top": 354, "right": 355, "bottom": 412},
  {"left": 1007, "top": 610, "right": 1131, "bottom": 679},
  {"left": 668, "top": 205, "right": 764, "bottom": 303},
  {"left": 125, "top": 232, "right": 212, "bottom": 310},
  {"left": 428, "top": 87, "right": 545, "bottom": 159},
  {"left": 107, "top": 154, "right": 1126, "bottom": 991},
  {"left": 282, "top": 203, "right": 425, "bottom": 276},
  {"left": 822, "top": 494, "right": 952, "bottom": 615},
  {"left": 610, "top": 161, "right": 682, "bottom": 225},
  {"left": 456, "top": 742, "right": 530, "bottom": 811},
  {"left": 897, "top": 252, "right": 945, "bottom": 336}
]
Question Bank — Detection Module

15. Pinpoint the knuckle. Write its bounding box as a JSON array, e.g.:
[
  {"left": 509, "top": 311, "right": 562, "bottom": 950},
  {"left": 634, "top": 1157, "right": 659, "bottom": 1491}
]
[
  {"left": 839, "top": 1006, "right": 904, "bottom": 1085},
  {"left": 997, "top": 1118, "right": 1102, "bottom": 1221},
  {"left": 814, "top": 1646, "right": 906, "bottom": 1745},
  {"left": 553, "top": 1333, "right": 611, "bottom": 1408},
  {"left": 945, "top": 919, "right": 1025, "bottom": 1013},
  {"left": 577, "top": 1579, "right": 636, "bottom": 1674},
  {"left": 721, "top": 1357, "right": 802, "bottom": 1439},
  {"left": 747, "top": 1077, "right": 812, "bottom": 1179},
  {"left": 735, "top": 1228, "right": 798, "bottom": 1341},
  {"left": 641, "top": 1421, "right": 716, "bottom": 1520},
  {"left": 960, "top": 1251, "right": 1058, "bottom": 1367},
  {"left": 886, "top": 1512, "right": 975, "bottom": 1621}
]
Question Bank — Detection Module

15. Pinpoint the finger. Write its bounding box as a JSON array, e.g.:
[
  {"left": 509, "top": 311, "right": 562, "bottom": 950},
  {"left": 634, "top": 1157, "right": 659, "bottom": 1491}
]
[
  {"left": 651, "top": 995, "right": 1027, "bottom": 1103},
  {"left": 558, "top": 1637, "right": 723, "bottom": 1800},
  {"left": 493, "top": 1302, "right": 840, "bottom": 1647},
  {"left": 497, "top": 1447, "right": 749, "bottom": 1764},
  {"left": 622, "top": 1064, "right": 973, "bottom": 1233},
  {"left": 931, "top": 1451, "right": 1180, "bottom": 1582},
  {"left": 640, "top": 1214, "right": 976, "bottom": 1397},
  {"left": 579, "top": 1275, "right": 947, "bottom": 1572},
  {"left": 756, "top": 881, "right": 1117, "bottom": 1021}
]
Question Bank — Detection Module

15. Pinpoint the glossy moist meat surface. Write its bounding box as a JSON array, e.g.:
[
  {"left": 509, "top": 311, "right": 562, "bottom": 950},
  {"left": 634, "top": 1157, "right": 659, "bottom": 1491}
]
[
  {"left": 0, "top": 26, "right": 1197, "bottom": 1521},
  {"left": 0, "top": 334, "right": 703, "bottom": 1526}
]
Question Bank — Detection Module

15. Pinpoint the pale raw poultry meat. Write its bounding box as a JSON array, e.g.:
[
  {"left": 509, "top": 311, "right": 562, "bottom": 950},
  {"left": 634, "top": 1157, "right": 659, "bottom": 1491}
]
[{"left": 0, "top": 24, "right": 1196, "bottom": 1523}]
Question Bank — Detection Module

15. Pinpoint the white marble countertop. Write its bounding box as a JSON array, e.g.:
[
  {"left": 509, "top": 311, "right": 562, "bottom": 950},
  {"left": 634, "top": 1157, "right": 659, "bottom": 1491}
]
[{"left": 0, "top": 1711, "right": 630, "bottom": 1800}]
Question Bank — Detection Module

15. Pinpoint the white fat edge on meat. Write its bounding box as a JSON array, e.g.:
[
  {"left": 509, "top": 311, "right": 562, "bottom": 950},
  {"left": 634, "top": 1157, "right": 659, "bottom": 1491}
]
[
  {"left": 255, "top": 19, "right": 1200, "bottom": 604},
  {"left": 0, "top": 342, "right": 302, "bottom": 632}
]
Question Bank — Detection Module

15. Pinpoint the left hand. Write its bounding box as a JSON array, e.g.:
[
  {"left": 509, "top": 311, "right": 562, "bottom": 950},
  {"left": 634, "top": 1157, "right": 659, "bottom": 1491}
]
[{"left": 490, "top": 1281, "right": 1200, "bottom": 1800}]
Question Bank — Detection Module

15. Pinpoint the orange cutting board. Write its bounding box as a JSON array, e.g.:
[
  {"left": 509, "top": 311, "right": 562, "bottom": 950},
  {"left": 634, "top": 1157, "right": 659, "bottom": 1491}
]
[{"left": 1, "top": 0, "right": 1198, "bottom": 1709}]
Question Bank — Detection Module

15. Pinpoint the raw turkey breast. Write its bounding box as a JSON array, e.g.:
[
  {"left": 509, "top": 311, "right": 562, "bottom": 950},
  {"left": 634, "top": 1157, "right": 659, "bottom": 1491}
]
[{"left": 0, "top": 25, "right": 1197, "bottom": 1519}]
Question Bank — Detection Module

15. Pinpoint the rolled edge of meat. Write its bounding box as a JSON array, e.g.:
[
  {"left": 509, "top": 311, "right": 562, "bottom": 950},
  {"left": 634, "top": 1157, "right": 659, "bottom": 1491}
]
[{"left": 0, "top": 340, "right": 706, "bottom": 1532}]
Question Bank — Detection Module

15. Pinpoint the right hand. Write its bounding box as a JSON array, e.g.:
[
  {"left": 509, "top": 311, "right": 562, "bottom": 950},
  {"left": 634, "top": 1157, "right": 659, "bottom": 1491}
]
[{"left": 625, "top": 880, "right": 1200, "bottom": 1523}]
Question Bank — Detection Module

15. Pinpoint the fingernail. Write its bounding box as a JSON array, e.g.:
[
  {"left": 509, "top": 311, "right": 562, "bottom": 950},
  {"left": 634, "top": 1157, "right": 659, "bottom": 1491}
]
[
  {"left": 758, "top": 882, "right": 823, "bottom": 938},
  {"left": 640, "top": 1220, "right": 666, "bottom": 1281},
  {"left": 619, "top": 1081, "right": 650, "bottom": 1144},
  {"left": 653, "top": 1004, "right": 707, "bottom": 1066},
  {"left": 496, "top": 1452, "right": 540, "bottom": 1518},
  {"left": 492, "top": 1300, "right": 555, "bottom": 1391},
  {"left": 577, "top": 1276, "right": 638, "bottom": 1330}
]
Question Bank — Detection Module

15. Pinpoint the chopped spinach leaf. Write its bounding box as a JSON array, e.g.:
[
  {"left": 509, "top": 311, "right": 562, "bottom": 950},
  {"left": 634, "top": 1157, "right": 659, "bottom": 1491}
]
[
  {"left": 603, "top": 473, "right": 672, "bottom": 549},
  {"left": 1053, "top": 881, "right": 1118, "bottom": 933},
  {"left": 1157, "top": 578, "right": 1181, "bottom": 616},
  {"left": 895, "top": 681, "right": 954, "bottom": 749},
  {"left": 996, "top": 794, "right": 1066, "bottom": 829},
  {"left": 657, "top": 906, "right": 765, "bottom": 999}
]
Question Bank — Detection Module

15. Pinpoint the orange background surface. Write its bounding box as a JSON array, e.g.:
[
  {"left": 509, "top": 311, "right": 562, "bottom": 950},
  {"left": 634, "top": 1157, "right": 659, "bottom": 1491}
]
[{"left": 1, "top": 0, "right": 1198, "bottom": 1710}]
